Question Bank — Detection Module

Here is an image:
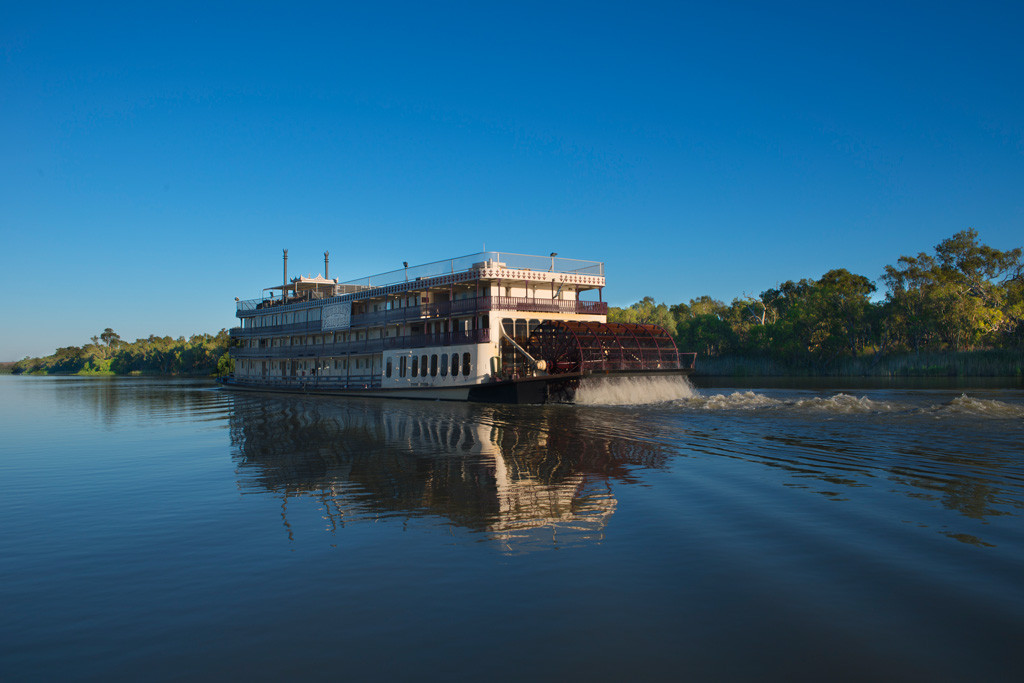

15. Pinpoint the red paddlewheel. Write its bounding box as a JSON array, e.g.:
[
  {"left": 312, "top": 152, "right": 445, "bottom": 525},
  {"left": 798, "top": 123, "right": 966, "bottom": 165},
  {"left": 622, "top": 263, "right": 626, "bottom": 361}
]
[{"left": 525, "top": 321, "right": 683, "bottom": 375}]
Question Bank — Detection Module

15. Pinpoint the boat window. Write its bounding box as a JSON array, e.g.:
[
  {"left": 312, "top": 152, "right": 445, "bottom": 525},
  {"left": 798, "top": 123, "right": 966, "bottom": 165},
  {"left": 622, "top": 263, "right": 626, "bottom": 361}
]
[
  {"left": 462, "top": 352, "right": 471, "bottom": 376},
  {"left": 399, "top": 356, "right": 407, "bottom": 378},
  {"left": 421, "top": 355, "right": 428, "bottom": 377},
  {"left": 502, "top": 318, "right": 513, "bottom": 335},
  {"left": 515, "top": 319, "right": 527, "bottom": 337},
  {"left": 411, "top": 356, "right": 418, "bottom": 377},
  {"left": 451, "top": 353, "right": 459, "bottom": 377},
  {"left": 386, "top": 359, "right": 392, "bottom": 378},
  {"left": 440, "top": 354, "right": 448, "bottom": 377},
  {"left": 430, "top": 355, "right": 438, "bottom": 377}
]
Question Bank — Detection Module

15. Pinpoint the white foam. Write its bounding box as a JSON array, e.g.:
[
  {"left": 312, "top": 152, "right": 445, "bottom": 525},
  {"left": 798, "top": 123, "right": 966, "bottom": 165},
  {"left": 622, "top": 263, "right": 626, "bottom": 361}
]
[
  {"left": 933, "top": 394, "right": 1024, "bottom": 419},
  {"left": 574, "top": 375, "right": 699, "bottom": 405},
  {"left": 694, "top": 391, "right": 782, "bottom": 410},
  {"left": 684, "top": 391, "right": 894, "bottom": 413},
  {"left": 792, "top": 393, "right": 896, "bottom": 414}
]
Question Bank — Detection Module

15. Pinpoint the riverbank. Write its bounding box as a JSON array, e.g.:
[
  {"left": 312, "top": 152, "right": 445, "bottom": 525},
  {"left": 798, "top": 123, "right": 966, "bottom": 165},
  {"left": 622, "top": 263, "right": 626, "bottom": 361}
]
[{"left": 692, "top": 350, "right": 1024, "bottom": 378}]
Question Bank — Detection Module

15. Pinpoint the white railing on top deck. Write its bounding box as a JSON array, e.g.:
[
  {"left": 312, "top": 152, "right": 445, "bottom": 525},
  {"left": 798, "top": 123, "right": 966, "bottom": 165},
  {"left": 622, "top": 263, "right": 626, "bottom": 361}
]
[{"left": 337, "top": 251, "right": 605, "bottom": 290}]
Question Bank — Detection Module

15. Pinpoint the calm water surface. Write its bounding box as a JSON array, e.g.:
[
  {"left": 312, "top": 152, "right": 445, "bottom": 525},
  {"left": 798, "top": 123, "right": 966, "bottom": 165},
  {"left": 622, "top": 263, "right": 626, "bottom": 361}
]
[{"left": 2, "top": 375, "right": 1023, "bottom": 681}]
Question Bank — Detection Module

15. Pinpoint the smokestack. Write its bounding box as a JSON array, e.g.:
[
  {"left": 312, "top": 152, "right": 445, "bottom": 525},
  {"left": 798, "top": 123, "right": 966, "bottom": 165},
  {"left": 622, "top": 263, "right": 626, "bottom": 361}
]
[
  {"left": 324, "top": 250, "right": 329, "bottom": 280},
  {"left": 283, "top": 249, "right": 289, "bottom": 287}
]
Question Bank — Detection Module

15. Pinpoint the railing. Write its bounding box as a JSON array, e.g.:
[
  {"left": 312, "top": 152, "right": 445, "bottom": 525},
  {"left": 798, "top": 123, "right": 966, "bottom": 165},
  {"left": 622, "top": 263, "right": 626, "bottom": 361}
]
[
  {"left": 231, "top": 329, "right": 491, "bottom": 359},
  {"left": 228, "top": 374, "right": 382, "bottom": 390},
  {"left": 230, "top": 320, "right": 321, "bottom": 338},
  {"left": 233, "top": 297, "right": 607, "bottom": 334},
  {"left": 336, "top": 251, "right": 604, "bottom": 290},
  {"left": 341, "top": 296, "right": 605, "bottom": 327},
  {"left": 488, "top": 297, "right": 607, "bottom": 316}
]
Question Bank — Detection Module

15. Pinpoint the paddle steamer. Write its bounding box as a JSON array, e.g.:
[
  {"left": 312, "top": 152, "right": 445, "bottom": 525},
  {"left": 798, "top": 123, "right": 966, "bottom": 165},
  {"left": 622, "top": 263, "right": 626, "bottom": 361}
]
[{"left": 225, "top": 250, "right": 694, "bottom": 403}]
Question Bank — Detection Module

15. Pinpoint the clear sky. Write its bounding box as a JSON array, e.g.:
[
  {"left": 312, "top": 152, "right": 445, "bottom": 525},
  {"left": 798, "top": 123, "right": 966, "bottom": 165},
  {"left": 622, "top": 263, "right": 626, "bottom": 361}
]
[{"left": 2, "top": 1, "right": 1022, "bottom": 360}]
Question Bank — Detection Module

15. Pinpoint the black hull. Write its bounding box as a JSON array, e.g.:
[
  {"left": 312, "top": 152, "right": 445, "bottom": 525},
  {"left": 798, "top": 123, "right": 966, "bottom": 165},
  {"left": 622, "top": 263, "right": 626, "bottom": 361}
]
[{"left": 219, "top": 367, "right": 693, "bottom": 404}]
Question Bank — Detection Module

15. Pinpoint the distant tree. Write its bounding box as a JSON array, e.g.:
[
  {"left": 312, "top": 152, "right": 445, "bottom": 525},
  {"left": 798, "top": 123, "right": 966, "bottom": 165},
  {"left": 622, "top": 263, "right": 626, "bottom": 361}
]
[{"left": 100, "top": 328, "right": 121, "bottom": 348}]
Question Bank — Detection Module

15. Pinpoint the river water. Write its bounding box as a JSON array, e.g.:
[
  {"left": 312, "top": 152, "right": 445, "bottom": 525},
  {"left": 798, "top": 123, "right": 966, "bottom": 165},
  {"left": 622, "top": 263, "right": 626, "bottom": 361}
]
[{"left": 2, "top": 375, "right": 1022, "bottom": 681}]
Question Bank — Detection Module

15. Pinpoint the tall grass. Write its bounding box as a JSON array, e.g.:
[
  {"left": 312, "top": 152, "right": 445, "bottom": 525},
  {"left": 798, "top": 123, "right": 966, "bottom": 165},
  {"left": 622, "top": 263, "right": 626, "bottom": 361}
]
[{"left": 694, "top": 350, "right": 1024, "bottom": 377}]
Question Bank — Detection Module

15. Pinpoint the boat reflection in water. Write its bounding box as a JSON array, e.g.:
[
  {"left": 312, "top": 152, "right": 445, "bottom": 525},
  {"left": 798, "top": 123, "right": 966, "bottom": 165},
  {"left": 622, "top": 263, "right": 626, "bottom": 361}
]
[{"left": 228, "top": 394, "right": 671, "bottom": 550}]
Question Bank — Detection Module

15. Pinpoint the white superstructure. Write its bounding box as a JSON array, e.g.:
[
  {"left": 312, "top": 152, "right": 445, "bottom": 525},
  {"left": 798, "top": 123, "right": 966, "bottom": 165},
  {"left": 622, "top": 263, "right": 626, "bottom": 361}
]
[{"left": 228, "top": 251, "right": 616, "bottom": 402}]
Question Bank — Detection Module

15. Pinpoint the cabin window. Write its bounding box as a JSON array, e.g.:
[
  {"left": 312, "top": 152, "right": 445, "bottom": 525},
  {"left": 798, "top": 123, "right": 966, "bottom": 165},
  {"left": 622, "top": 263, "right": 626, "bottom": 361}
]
[
  {"left": 440, "top": 353, "right": 448, "bottom": 377},
  {"left": 462, "top": 353, "right": 471, "bottom": 376},
  {"left": 411, "top": 356, "right": 419, "bottom": 377},
  {"left": 430, "top": 354, "right": 438, "bottom": 377},
  {"left": 515, "top": 319, "right": 527, "bottom": 337},
  {"left": 451, "top": 353, "right": 459, "bottom": 377},
  {"left": 386, "top": 359, "right": 392, "bottom": 378},
  {"left": 420, "top": 355, "right": 428, "bottom": 377},
  {"left": 502, "top": 318, "right": 513, "bottom": 335},
  {"left": 399, "top": 356, "right": 407, "bottom": 378}
]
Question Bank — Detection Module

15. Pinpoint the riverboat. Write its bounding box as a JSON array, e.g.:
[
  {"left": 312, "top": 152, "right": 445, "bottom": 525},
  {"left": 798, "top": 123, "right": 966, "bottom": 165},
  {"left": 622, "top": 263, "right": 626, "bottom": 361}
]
[{"left": 224, "top": 250, "right": 695, "bottom": 403}]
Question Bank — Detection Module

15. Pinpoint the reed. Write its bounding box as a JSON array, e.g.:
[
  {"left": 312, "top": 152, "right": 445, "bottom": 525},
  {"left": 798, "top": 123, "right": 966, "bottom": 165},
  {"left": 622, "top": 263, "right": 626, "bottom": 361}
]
[{"left": 693, "top": 350, "right": 1024, "bottom": 377}]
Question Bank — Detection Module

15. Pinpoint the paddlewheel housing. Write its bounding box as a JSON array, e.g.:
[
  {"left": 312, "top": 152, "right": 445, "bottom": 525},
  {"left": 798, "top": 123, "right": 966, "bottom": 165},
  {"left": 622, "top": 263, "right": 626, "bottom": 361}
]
[{"left": 524, "top": 321, "right": 695, "bottom": 376}]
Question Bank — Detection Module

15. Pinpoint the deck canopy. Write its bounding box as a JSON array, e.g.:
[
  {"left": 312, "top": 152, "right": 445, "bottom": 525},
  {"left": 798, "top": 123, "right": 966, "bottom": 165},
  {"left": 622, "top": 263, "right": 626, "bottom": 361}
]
[{"left": 264, "top": 274, "right": 338, "bottom": 298}]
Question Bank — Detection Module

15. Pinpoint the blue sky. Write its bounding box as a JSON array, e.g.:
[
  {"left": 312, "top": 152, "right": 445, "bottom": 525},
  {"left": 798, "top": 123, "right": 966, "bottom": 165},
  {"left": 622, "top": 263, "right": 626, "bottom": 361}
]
[{"left": 2, "top": 1, "right": 1022, "bottom": 359}]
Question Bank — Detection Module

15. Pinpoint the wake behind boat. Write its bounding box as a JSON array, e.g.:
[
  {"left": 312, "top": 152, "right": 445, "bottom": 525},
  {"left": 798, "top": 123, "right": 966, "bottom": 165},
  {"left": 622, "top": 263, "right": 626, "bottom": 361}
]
[{"left": 223, "top": 250, "right": 695, "bottom": 403}]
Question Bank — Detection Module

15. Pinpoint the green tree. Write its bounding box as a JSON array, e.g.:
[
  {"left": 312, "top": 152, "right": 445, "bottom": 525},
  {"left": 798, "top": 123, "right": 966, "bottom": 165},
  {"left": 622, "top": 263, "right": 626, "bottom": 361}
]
[
  {"left": 883, "top": 229, "right": 1022, "bottom": 351},
  {"left": 609, "top": 296, "right": 677, "bottom": 333}
]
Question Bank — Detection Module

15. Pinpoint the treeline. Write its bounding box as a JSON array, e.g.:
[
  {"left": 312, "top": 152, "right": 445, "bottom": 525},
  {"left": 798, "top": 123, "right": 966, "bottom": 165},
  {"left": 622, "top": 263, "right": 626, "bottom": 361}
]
[
  {"left": 11, "top": 329, "right": 234, "bottom": 377},
  {"left": 610, "top": 229, "right": 1024, "bottom": 375}
]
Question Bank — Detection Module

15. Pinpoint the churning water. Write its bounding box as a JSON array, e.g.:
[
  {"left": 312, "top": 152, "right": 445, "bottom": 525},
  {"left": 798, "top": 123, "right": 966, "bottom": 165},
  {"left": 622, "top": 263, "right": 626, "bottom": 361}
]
[
  {"left": 574, "top": 374, "right": 700, "bottom": 404},
  {"left": 2, "top": 375, "right": 1023, "bottom": 681}
]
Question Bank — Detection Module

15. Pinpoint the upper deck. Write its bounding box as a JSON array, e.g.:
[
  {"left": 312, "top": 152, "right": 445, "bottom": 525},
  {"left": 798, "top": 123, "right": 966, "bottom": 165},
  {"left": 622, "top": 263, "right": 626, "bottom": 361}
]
[{"left": 236, "top": 251, "right": 606, "bottom": 317}]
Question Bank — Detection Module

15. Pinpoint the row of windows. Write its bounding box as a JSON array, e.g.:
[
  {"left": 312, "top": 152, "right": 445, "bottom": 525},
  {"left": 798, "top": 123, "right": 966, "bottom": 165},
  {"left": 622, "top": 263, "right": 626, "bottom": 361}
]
[
  {"left": 242, "top": 358, "right": 375, "bottom": 372},
  {"left": 386, "top": 352, "right": 472, "bottom": 379},
  {"left": 246, "top": 317, "right": 487, "bottom": 347},
  {"left": 247, "top": 330, "right": 383, "bottom": 348},
  {"left": 245, "top": 308, "right": 323, "bottom": 328}
]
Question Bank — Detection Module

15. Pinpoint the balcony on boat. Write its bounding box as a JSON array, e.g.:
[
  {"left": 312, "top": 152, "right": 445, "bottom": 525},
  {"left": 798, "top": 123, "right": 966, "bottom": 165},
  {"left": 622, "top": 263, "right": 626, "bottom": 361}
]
[
  {"left": 231, "top": 296, "right": 607, "bottom": 338},
  {"left": 230, "top": 328, "right": 493, "bottom": 357}
]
